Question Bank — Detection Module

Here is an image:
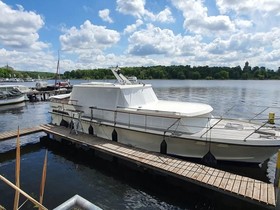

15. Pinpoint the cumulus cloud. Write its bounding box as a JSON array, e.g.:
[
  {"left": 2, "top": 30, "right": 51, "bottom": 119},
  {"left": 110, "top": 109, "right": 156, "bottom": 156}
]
[
  {"left": 124, "top": 19, "right": 143, "bottom": 34},
  {"left": 144, "top": 7, "right": 175, "bottom": 23},
  {"left": 116, "top": 0, "right": 145, "bottom": 18},
  {"left": 216, "top": 0, "right": 280, "bottom": 32},
  {"left": 234, "top": 19, "right": 253, "bottom": 30},
  {"left": 117, "top": 0, "right": 174, "bottom": 23},
  {"left": 171, "top": 0, "right": 235, "bottom": 34},
  {"left": 127, "top": 24, "right": 203, "bottom": 56},
  {"left": 216, "top": 0, "right": 280, "bottom": 15},
  {"left": 59, "top": 20, "right": 120, "bottom": 52},
  {"left": 0, "top": 1, "right": 47, "bottom": 50},
  {"left": 99, "top": 9, "right": 113, "bottom": 23},
  {"left": 264, "top": 49, "right": 280, "bottom": 62}
]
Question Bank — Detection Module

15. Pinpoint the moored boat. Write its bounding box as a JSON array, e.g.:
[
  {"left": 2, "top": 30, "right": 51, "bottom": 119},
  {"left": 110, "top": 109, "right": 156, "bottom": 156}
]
[
  {"left": 0, "top": 85, "right": 25, "bottom": 105},
  {"left": 49, "top": 67, "right": 280, "bottom": 163}
]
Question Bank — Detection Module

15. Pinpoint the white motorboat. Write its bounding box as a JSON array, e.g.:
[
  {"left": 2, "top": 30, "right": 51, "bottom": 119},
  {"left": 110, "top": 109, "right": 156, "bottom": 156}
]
[
  {"left": 0, "top": 85, "right": 25, "bottom": 105},
  {"left": 49, "top": 67, "right": 280, "bottom": 163},
  {"left": 14, "top": 85, "right": 33, "bottom": 101}
]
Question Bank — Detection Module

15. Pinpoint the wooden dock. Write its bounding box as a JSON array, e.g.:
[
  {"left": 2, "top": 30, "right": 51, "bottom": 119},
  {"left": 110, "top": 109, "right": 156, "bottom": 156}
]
[
  {"left": 0, "top": 126, "right": 43, "bottom": 141},
  {"left": 38, "top": 124, "right": 276, "bottom": 209},
  {"left": 0, "top": 124, "right": 277, "bottom": 208}
]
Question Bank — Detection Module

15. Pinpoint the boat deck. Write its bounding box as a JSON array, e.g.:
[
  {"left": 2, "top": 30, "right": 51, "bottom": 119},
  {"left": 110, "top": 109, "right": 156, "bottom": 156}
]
[{"left": 38, "top": 124, "right": 276, "bottom": 208}]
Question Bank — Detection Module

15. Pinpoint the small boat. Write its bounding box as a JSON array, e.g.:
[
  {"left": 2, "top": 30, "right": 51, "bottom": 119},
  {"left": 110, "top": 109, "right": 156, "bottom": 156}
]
[
  {"left": 49, "top": 67, "right": 280, "bottom": 164},
  {"left": 35, "top": 81, "right": 48, "bottom": 90},
  {"left": 0, "top": 85, "right": 25, "bottom": 105},
  {"left": 14, "top": 85, "right": 33, "bottom": 101}
]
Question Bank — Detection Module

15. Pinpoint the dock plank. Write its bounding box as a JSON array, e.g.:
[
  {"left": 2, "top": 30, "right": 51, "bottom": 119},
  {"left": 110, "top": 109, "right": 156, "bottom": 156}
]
[
  {"left": 252, "top": 180, "right": 261, "bottom": 202},
  {"left": 260, "top": 183, "right": 268, "bottom": 204},
  {"left": 267, "top": 183, "right": 276, "bottom": 206},
  {"left": 213, "top": 170, "right": 225, "bottom": 188},
  {"left": 0, "top": 126, "right": 43, "bottom": 141},
  {"left": 219, "top": 172, "right": 230, "bottom": 189},
  {"left": 245, "top": 178, "right": 254, "bottom": 199},
  {"left": 207, "top": 169, "right": 219, "bottom": 186},
  {"left": 231, "top": 175, "right": 242, "bottom": 194},
  {"left": 201, "top": 167, "right": 215, "bottom": 184},
  {"left": 238, "top": 176, "right": 249, "bottom": 196}
]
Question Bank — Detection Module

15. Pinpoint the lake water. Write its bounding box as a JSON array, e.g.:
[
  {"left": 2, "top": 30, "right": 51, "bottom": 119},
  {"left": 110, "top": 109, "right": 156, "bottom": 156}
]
[{"left": 0, "top": 79, "right": 279, "bottom": 209}]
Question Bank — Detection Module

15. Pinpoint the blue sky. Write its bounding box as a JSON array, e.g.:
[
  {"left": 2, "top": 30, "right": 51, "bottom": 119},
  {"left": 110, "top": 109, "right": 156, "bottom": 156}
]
[{"left": 0, "top": 0, "right": 280, "bottom": 73}]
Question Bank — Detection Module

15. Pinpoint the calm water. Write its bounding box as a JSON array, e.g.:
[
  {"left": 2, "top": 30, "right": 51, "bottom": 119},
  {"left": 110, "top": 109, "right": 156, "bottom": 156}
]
[{"left": 0, "top": 80, "right": 280, "bottom": 209}]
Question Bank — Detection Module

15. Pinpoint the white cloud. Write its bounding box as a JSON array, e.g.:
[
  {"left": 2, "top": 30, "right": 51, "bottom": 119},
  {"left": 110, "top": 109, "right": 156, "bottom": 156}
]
[
  {"left": 144, "top": 7, "right": 175, "bottom": 23},
  {"left": 99, "top": 9, "right": 113, "bottom": 23},
  {"left": 0, "top": 1, "right": 279, "bottom": 72},
  {"left": 216, "top": 0, "right": 280, "bottom": 15},
  {"left": 234, "top": 19, "right": 253, "bottom": 30},
  {"left": 0, "top": 1, "right": 47, "bottom": 50},
  {"left": 0, "top": 48, "right": 57, "bottom": 72},
  {"left": 127, "top": 24, "right": 203, "bottom": 56},
  {"left": 59, "top": 20, "right": 120, "bottom": 52},
  {"left": 117, "top": 0, "right": 174, "bottom": 23},
  {"left": 264, "top": 49, "right": 280, "bottom": 62},
  {"left": 124, "top": 19, "right": 143, "bottom": 34},
  {"left": 216, "top": 0, "right": 280, "bottom": 32},
  {"left": 116, "top": 0, "right": 145, "bottom": 18},
  {"left": 171, "top": 0, "right": 235, "bottom": 34}
]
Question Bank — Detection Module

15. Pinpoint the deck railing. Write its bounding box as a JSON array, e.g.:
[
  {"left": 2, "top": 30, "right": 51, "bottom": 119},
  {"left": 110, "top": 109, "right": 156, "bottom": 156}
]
[{"left": 51, "top": 100, "right": 280, "bottom": 141}]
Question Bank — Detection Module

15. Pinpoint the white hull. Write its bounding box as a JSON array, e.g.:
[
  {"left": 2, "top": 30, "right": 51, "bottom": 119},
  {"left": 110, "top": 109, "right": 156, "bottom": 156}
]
[
  {"left": 0, "top": 95, "right": 25, "bottom": 106},
  {"left": 51, "top": 113, "right": 278, "bottom": 163}
]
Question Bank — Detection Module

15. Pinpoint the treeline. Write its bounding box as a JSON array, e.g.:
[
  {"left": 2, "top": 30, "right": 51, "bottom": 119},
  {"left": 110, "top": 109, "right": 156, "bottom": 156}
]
[
  {"left": 0, "top": 66, "right": 56, "bottom": 79},
  {"left": 1, "top": 63, "right": 280, "bottom": 80},
  {"left": 63, "top": 64, "right": 280, "bottom": 80}
]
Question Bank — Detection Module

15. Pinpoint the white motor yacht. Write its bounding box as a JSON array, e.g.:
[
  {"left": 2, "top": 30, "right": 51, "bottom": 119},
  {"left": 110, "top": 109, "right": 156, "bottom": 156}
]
[{"left": 49, "top": 67, "right": 280, "bottom": 163}]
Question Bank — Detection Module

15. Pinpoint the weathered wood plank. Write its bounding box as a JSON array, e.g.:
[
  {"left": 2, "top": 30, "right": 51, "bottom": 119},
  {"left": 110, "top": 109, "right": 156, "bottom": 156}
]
[
  {"left": 207, "top": 169, "right": 219, "bottom": 186},
  {"left": 0, "top": 126, "right": 43, "bottom": 141},
  {"left": 219, "top": 172, "right": 230, "bottom": 189},
  {"left": 267, "top": 183, "right": 275, "bottom": 206},
  {"left": 201, "top": 167, "right": 215, "bottom": 184},
  {"left": 213, "top": 170, "right": 225, "bottom": 188},
  {"left": 238, "top": 176, "right": 249, "bottom": 196},
  {"left": 245, "top": 178, "right": 254, "bottom": 198},
  {"left": 231, "top": 175, "right": 242, "bottom": 194},
  {"left": 252, "top": 180, "right": 261, "bottom": 201},
  {"left": 260, "top": 183, "right": 268, "bottom": 204}
]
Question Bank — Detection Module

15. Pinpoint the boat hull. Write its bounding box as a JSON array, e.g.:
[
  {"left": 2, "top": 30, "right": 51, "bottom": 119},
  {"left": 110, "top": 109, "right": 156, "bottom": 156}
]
[
  {"left": 0, "top": 95, "right": 25, "bottom": 106},
  {"left": 51, "top": 113, "right": 278, "bottom": 163}
]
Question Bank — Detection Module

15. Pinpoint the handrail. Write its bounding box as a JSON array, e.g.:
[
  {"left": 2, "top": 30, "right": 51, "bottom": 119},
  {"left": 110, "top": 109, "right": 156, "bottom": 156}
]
[
  {"left": 51, "top": 101, "right": 280, "bottom": 141},
  {"left": 200, "top": 118, "right": 223, "bottom": 138},
  {"left": 249, "top": 107, "right": 270, "bottom": 122},
  {"left": 163, "top": 118, "right": 181, "bottom": 136},
  {"left": 244, "top": 121, "right": 269, "bottom": 141}
]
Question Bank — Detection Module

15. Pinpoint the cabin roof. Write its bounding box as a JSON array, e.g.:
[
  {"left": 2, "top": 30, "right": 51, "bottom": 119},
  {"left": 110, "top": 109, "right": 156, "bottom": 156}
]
[{"left": 134, "top": 100, "right": 213, "bottom": 117}]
